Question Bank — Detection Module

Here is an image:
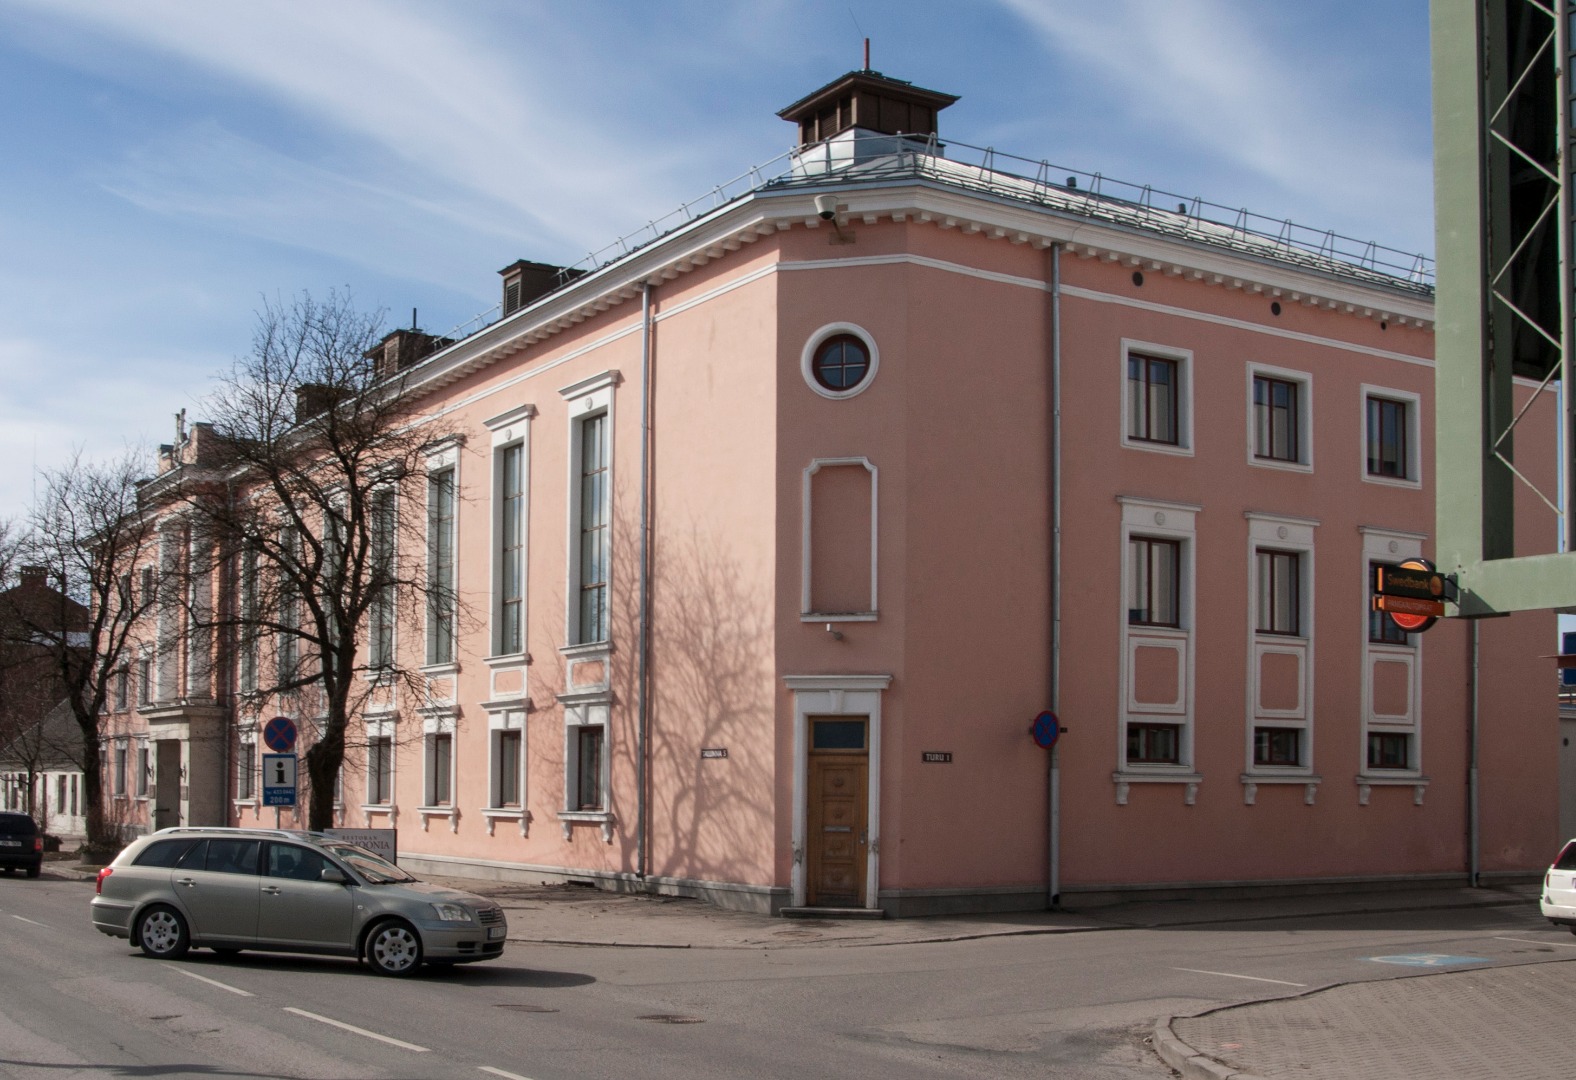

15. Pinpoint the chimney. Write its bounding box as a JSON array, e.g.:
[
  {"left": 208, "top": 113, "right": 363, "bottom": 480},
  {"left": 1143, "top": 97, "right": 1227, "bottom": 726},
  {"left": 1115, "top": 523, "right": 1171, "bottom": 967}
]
[
  {"left": 499, "top": 260, "right": 584, "bottom": 318},
  {"left": 295, "top": 383, "right": 345, "bottom": 422},
  {"left": 365, "top": 328, "right": 453, "bottom": 379},
  {"left": 17, "top": 565, "right": 48, "bottom": 589},
  {"left": 778, "top": 69, "right": 958, "bottom": 151}
]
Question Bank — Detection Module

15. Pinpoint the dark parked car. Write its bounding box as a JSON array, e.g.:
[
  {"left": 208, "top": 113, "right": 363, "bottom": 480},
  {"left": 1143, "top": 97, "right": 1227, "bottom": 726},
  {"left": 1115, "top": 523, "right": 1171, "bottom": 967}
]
[
  {"left": 0, "top": 811, "right": 43, "bottom": 878},
  {"left": 91, "top": 827, "right": 508, "bottom": 975}
]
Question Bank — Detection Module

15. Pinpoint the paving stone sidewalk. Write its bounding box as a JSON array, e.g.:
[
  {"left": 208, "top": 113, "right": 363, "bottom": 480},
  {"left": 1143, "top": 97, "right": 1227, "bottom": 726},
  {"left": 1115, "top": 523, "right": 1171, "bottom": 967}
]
[{"left": 1156, "top": 958, "right": 1574, "bottom": 1080}]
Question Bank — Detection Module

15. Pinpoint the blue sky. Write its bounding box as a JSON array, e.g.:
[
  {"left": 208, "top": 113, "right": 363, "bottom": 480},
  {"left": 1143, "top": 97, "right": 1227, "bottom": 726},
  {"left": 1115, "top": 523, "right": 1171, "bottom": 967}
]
[{"left": 0, "top": 0, "right": 1432, "bottom": 520}]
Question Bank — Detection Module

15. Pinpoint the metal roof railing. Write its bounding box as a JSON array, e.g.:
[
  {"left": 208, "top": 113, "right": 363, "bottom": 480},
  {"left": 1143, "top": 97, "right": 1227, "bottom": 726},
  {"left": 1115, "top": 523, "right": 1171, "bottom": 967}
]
[{"left": 438, "top": 131, "right": 1433, "bottom": 346}]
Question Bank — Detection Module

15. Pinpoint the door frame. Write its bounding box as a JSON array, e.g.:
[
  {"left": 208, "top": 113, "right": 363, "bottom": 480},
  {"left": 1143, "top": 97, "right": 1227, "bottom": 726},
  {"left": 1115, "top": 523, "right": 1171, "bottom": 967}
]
[{"left": 784, "top": 674, "right": 891, "bottom": 910}]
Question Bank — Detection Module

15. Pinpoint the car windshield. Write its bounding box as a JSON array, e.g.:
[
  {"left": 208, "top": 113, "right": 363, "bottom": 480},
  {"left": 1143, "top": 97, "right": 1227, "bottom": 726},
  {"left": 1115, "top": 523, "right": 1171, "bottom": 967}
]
[{"left": 322, "top": 842, "right": 415, "bottom": 884}]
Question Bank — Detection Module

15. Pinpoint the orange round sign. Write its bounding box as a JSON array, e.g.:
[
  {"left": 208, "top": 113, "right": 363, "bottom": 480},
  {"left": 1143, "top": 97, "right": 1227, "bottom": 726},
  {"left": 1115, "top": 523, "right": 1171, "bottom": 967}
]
[{"left": 1386, "top": 558, "right": 1439, "bottom": 633}]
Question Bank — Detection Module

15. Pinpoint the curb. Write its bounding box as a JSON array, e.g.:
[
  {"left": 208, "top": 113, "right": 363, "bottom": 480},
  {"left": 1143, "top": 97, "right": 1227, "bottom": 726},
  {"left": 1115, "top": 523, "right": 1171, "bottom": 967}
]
[{"left": 1151, "top": 1018, "right": 1264, "bottom": 1080}]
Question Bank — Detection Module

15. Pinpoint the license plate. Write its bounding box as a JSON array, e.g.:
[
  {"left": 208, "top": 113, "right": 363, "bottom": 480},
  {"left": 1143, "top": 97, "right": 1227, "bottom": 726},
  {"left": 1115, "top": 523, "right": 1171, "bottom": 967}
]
[
  {"left": 0, "top": 840, "right": 20, "bottom": 848},
  {"left": 487, "top": 926, "right": 505, "bottom": 940}
]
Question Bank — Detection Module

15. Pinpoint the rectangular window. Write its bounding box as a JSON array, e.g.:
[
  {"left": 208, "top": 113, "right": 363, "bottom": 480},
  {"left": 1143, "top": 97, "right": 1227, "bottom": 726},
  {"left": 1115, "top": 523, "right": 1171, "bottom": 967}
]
[
  {"left": 368, "top": 736, "right": 393, "bottom": 804},
  {"left": 137, "top": 654, "right": 152, "bottom": 706},
  {"left": 239, "top": 545, "right": 258, "bottom": 692},
  {"left": 575, "top": 725, "right": 604, "bottom": 810},
  {"left": 56, "top": 775, "right": 66, "bottom": 813},
  {"left": 1253, "top": 375, "right": 1299, "bottom": 462},
  {"left": 135, "top": 744, "right": 149, "bottom": 797},
  {"left": 1127, "top": 353, "right": 1179, "bottom": 444},
  {"left": 277, "top": 529, "right": 299, "bottom": 683},
  {"left": 369, "top": 488, "right": 396, "bottom": 669},
  {"left": 1366, "top": 396, "right": 1409, "bottom": 478},
  {"left": 1367, "top": 731, "right": 1411, "bottom": 770},
  {"left": 1253, "top": 726, "right": 1302, "bottom": 767},
  {"left": 114, "top": 667, "right": 128, "bottom": 712},
  {"left": 1256, "top": 550, "right": 1301, "bottom": 636},
  {"left": 498, "top": 443, "right": 525, "bottom": 655},
  {"left": 237, "top": 741, "right": 256, "bottom": 800},
  {"left": 70, "top": 775, "right": 77, "bottom": 817},
  {"left": 427, "top": 732, "right": 453, "bottom": 806},
  {"left": 1128, "top": 537, "right": 1181, "bottom": 627},
  {"left": 1126, "top": 723, "right": 1180, "bottom": 765},
  {"left": 427, "top": 468, "right": 457, "bottom": 665},
  {"left": 113, "top": 745, "right": 127, "bottom": 797},
  {"left": 497, "top": 730, "right": 522, "bottom": 807},
  {"left": 576, "top": 414, "right": 609, "bottom": 644}
]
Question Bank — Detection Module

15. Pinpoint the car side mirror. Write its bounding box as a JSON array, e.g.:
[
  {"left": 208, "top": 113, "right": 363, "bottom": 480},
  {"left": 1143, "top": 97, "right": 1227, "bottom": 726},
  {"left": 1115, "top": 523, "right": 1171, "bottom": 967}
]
[{"left": 319, "top": 866, "right": 348, "bottom": 884}]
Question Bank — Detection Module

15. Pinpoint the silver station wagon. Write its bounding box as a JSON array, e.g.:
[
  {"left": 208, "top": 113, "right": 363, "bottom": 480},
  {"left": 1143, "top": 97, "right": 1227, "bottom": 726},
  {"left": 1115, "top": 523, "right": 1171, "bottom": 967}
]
[{"left": 91, "top": 827, "right": 507, "bottom": 975}]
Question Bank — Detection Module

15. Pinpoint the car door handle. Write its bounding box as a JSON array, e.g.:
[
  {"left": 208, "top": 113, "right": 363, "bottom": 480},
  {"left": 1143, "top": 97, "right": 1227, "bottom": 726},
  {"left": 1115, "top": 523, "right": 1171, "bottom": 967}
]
[
  {"left": 175, "top": 877, "right": 195, "bottom": 887},
  {"left": 262, "top": 886, "right": 282, "bottom": 895}
]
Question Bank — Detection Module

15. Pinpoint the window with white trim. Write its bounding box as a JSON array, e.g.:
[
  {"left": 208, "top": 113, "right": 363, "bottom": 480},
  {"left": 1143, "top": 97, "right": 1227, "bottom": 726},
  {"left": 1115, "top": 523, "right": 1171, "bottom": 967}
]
[
  {"left": 1359, "top": 528, "right": 1426, "bottom": 792},
  {"left": 561, "top": 697, "right": 610, "bottom": 818},
  {"left": 113, "top": 741, "right": 127, "bottom": 797},
  {"left": 1247, "top": 363, "right": 1313, "bottom": 470},
  {"left": 425, "top": 731, "right": 453, "bottom": 807},
  {"left": 559, "top": 372, "right": 618, "bottom": 648},
  {"left": 277, "top": 527, "right": 300, "bottom": 684},
  {"left": 135, "top": 740, "right": 150, "bottom": 798},
  {"left": 237, "top": 737, "right": 256, "bottom": 801},
  {"left": 238, "top": 544, "right": 259, "bottom": 692},
  {"left": 1116, "top": 497, "right": 1198, "bottom": 790},
  {"left": 426, "top": 465, "right": 457, "bottom": 665},
  {"left": 368, "top": 735, "right": 393, "bottom": 805},
  {"left": 1245, "top": 514, "right": 1317, "bottom": 777},
  {"left": 368, "top": 487, "right": 396, "bottom": 669},
  {"left": 498, "top": 442, "right": 527, "bottom": 654},
  {"left": 1122, "top": 341, "right": 1192, "bottom": 454},
  {"left": 1362, "top": 386, "right": 1422, "bottom": 487},
  {"left": 490, "top": 715, "right": 525, "bottom": 810}
]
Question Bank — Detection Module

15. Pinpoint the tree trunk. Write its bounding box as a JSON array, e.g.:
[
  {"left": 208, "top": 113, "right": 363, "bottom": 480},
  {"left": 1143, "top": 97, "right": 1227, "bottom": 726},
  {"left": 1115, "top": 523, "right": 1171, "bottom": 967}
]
[{"left": 304, "top": 725, "right": 345, "bottom": 832}]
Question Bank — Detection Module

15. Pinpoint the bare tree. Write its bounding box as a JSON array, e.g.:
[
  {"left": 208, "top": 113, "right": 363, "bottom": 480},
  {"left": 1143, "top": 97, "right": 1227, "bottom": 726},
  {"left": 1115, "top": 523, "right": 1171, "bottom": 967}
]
[
  {"left": 4, "top": 449, "right": 164, "bottom": 853},
  {"left": 177, "top": 291, "right": 458, "bottom": 831}
]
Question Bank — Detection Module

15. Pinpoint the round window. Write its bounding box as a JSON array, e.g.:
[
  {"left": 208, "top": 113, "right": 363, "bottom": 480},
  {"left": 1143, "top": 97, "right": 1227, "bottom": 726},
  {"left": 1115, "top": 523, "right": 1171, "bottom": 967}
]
[{"left": 812, "top": 334, "right": 871, "bottom": 392}]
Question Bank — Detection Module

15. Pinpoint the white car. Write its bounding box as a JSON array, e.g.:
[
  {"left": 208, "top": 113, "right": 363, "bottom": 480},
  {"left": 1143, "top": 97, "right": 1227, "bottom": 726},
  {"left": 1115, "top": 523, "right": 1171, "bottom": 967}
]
[{"left": 1540, "top": 838, "right": 1576, "bottom": 933}]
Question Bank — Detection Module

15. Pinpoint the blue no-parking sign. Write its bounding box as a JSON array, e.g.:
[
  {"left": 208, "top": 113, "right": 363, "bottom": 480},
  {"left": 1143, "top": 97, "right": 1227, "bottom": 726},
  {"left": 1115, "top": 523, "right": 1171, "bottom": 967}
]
[{"left": 262, "top": 716, "right": 298, "bottom": 753}]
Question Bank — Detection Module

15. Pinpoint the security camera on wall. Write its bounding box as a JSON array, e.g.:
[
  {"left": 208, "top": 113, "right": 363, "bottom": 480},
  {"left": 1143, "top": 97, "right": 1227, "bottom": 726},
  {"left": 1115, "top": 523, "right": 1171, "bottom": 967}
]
[{"left": 814, "top": 194, "right": 838, "bottom": 220}]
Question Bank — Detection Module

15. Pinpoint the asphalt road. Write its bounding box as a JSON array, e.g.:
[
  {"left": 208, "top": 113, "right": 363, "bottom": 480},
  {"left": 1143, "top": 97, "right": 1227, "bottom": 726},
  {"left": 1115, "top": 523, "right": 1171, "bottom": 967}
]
[{"left": 0, "top": 873, "right": 1568, "bottom": 1080}]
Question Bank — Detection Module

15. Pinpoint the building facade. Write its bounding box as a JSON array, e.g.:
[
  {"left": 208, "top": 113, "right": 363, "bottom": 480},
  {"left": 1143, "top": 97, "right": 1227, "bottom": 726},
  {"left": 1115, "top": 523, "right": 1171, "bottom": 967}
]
[{"left": 98, "top": 71, "right": 1557, "bottom": 915}]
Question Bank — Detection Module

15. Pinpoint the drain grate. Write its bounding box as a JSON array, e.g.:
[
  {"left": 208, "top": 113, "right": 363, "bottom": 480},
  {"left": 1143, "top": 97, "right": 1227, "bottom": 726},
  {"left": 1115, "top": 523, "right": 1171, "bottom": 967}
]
[
  {"left": 637, "top": 1014, "right": 704, "bottom": 1024},
  {"left": 494, "top": 1004, "right": 559, "bottom": 1013}
]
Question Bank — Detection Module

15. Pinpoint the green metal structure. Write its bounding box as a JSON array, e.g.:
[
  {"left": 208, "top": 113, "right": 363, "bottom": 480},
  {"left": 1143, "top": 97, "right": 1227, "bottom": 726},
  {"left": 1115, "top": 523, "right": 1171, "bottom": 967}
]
[{"left": 1433, "top": 0, "right": 1575, "bottom": 615}]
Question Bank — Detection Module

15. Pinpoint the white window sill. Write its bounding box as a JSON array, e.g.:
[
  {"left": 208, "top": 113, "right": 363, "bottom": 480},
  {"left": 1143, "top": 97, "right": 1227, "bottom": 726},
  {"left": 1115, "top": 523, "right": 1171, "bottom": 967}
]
[
  {"left": 558, "top": 809, "right": 614, "bottom": 842},
  {"left": 360, "top": 803, "right": 395, "bottom": 815},
  {"left": 482, "top": 807, "right": 532, "bottom": 838},
  {"left": 801, "top": 612, "right": 878, "bottom": 623},
  {"left": 1249, "top": 456, "right": 1313, "bottom": 474},
  {"left": 485, "top": 652, "right": 531, "bottom": 668},
  {"left": 420, "top": 662, "right": 460, "bottom": 676},
  {"left": 234, "top": 799, "right": 258, "bottom": 809},
  {"left": 1356, "top": 773, "right": 1430, "bottom": 806},
  {"left": 416, "top": 805, "right": 459, "bottom": 833},
  {"left": 1240, "top": 772, "right": 1322, "bottom": 806},
  {"left": 1121, "top": 437, "right": 1194, "bottom": 458},
  {"left": 1111, "top": 770, "right": 1202, "bottom": 806},
  {"left": 1361, "top": 473, "right": 1422, "bottom": 491},
  {"left": 559, "top": 641, "right": 611, "bottom": 659}
]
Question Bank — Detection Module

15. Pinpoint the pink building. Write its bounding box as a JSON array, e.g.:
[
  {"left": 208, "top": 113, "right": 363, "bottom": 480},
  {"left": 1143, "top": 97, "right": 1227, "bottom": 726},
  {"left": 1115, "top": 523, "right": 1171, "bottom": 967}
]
[{"left": 102, "top": 70, "right": 1555, "bottom": 915}]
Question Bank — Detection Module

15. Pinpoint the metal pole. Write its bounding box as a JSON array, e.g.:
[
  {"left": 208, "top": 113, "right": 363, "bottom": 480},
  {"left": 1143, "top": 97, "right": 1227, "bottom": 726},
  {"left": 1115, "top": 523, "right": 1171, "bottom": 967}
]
[
  {"left": 1469, "top": 619, "right": 1480, "bottom": 887},
  {"left": 1049, "top": 241, "right": 1063, "bottom": 909},
  {"left": 636, "top": 282, "right": 653, "bottom": 880}
]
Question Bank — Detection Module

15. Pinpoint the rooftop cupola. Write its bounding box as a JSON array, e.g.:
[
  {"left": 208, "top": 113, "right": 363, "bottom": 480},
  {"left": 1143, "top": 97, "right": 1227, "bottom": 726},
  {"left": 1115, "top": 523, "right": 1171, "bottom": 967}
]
[{"left": 778, "top": 69, "right": 958, "bottom": 149}]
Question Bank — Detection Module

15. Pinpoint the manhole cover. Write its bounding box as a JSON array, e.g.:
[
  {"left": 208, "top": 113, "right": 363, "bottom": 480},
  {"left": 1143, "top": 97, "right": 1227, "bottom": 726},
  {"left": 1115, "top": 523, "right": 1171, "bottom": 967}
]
[
  {"left": 637, "top": 1014, "right": 704, "bottom": 1024},
  {"left": 494, "top": 1004, "right": 559, "bottom": 1013}
]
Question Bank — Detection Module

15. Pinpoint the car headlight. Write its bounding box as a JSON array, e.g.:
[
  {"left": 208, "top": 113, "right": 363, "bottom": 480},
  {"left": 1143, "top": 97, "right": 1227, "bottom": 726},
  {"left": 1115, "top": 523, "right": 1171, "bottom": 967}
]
[{"left": 430, "top": 903, "right": 473, "bottom": 922}]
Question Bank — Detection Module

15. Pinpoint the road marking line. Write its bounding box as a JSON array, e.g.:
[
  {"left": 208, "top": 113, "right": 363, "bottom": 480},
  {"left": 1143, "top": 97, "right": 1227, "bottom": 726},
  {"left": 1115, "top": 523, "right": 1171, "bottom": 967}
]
[
  {"left": 1173, "top": 967, "right": 1306, "bottom": 987},
  {"left": 1494, "top": 936, "right": 1576, "bottom": 948},
  {"left": 10, "top": 914, "right": 45, "bottom": 927},
  {"left": 283, "top": 1007, "right": 429, "bottom": 1052},
  {"left": 480, "top": 1067, "right": 536, "bottom": 1080},
  {"left": 175, "top": 968, "right": 253, "bottom": 996}
]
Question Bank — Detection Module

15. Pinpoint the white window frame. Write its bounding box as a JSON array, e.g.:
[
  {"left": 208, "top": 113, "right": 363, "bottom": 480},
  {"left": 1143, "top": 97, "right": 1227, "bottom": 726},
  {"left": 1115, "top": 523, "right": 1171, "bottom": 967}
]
[
  {"left": 362, "top": 714, "right": 397, "bottom": 812},
  {"left": 1115, "top": 497, "right": 1200, "bottom": 803},
  {"left": 1121, "top": 339, "right": 1194, "bottom": 457},
  {"left": 1242, "top": 513, "right": 1319, "bottom": 799},
  {"left": 559, "top": 372, "right": 619, "bottom": 649},
  {"left": 366, "top": 485, "right": 398, "bottom": 674},
  {"left": 482, "top": 706, "right": 530, "bottom": 837},
  {"left": 134, "top": 738, "right": 150, "bottom": 800},
  {"left": 800, "top": 322, "right": 880, "bottom": 401},
  {"left": 1358, "top": 527, "right": 1429, "bottom": 804},
  {"left": 800, "top": 456, "right": 879, "bottom": 621},
  {"left": 1360, "top": 384, "right": 1423, "bottom": 489},
  {"left": 417, "top": 708, "right": 459, "bottom": 831},
  {"left": 485, "top": 405, "right": 536, "bottom": 658},
  {"left": 557, "top": 691, "right": 612, "bottom": 841},
  {"left": 424, "top": 444, "right": 460, "bottom": 670},
  {"left": 1245, "top": 362, "right": 1313, "bottom": 472},
  {"left": 236, "top": 732, "right": 257, "bottom": 805}
]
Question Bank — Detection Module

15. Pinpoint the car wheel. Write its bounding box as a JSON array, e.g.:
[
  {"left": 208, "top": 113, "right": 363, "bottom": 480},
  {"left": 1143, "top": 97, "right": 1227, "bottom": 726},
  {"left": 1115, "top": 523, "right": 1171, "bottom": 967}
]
[
  {"left": 136, "top": 905, "right": 190, "bottom": 960},
  {"left": 25, "top": 864, "right": 40, "bottom": 879},
  {"left": 364, "top": 919, "right": 422, "bottom": 976}
]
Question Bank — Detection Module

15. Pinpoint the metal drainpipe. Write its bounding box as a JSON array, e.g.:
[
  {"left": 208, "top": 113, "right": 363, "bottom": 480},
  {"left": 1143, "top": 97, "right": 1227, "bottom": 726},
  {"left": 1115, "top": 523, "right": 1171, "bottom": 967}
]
[
  {"left": 1049, "top": 242, "right": 1063, "bottom": 909},
  {"left": 1470, "top": 619, "right": 1480, "bottom": 888},
  {"left": 636, "top": 282, "right": 653, "bottom": 880}
]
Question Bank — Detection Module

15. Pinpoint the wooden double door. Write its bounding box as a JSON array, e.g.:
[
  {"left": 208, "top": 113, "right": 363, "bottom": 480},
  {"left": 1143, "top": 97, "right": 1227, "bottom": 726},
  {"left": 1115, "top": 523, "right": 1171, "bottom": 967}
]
[{"left": 806, "top": 717, "right": 869, "bottom": 908}]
